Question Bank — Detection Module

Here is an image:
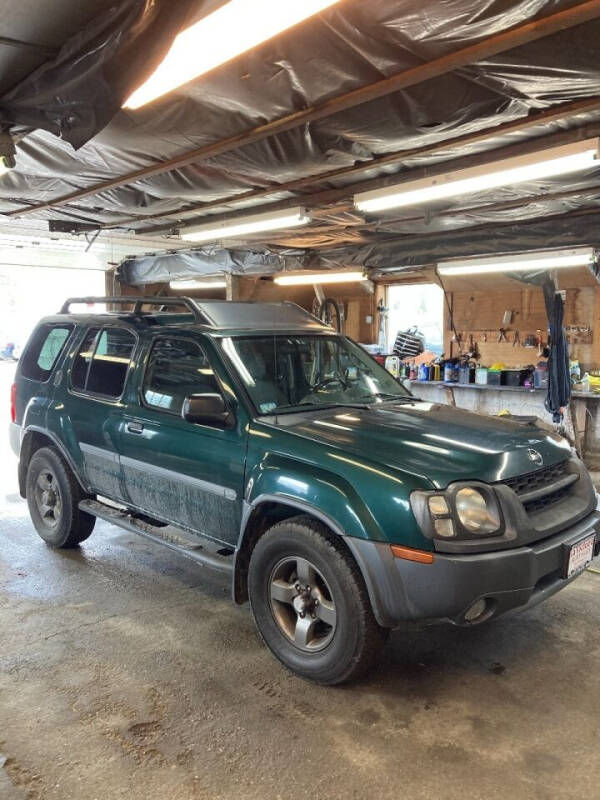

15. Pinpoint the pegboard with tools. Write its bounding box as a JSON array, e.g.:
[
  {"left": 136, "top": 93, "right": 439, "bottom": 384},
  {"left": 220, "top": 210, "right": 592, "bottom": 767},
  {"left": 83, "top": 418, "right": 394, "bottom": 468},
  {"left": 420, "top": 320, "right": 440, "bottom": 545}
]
[
  {"left": 452, "top": 328, "right": 548, "bottom": 367},
  {"left": 446, "top": 286, "right": 596, "bottom": 368}
]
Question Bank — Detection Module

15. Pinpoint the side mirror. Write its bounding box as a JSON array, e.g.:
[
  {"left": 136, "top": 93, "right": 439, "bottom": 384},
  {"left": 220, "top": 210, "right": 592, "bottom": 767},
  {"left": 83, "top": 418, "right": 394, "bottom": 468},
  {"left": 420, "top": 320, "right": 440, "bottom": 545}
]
[{"left": 182, "top": 393, "right": 234, "bottom": 428}]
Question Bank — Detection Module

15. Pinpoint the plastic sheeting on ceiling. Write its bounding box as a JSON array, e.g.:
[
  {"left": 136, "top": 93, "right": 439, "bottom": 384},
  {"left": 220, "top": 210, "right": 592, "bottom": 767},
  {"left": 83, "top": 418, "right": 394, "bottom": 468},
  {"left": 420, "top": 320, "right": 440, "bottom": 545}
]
[{"left": 2, "top": 0, "right": 600, "bottom": 282}]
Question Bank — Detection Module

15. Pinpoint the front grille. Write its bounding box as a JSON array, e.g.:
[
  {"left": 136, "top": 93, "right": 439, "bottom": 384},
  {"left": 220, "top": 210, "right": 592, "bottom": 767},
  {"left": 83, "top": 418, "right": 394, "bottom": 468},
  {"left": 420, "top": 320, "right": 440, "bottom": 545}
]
[
  {"left": 503, "top": 461, "right": 568, "bottom": 496},
  {"left": 502, "top": 460, "right": 575, "bottom": 514},
  {"left": 521, "top": 485, "right": 572, "bottom": 514}
]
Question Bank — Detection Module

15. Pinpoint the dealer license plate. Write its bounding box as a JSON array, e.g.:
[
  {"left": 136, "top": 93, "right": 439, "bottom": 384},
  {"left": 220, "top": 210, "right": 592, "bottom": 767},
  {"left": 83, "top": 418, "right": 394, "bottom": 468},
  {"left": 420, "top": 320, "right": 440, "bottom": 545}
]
[{"left": 565, "top": 534, "right": 596, "bottom": 578}]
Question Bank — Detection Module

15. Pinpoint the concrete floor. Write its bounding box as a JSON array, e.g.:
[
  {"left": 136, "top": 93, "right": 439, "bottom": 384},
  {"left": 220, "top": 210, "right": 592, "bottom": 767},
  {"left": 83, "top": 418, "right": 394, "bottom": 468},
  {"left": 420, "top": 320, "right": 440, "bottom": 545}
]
[{"left": 1, "top": 361, "right": 600, "bottom": 800}]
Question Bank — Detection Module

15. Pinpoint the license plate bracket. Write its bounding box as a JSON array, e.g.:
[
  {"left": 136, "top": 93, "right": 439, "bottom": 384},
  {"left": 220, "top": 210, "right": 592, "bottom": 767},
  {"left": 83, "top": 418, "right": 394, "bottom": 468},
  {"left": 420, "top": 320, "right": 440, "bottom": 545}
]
[{"left": 563, "top": 534, "right": 596, "bottom": 579}]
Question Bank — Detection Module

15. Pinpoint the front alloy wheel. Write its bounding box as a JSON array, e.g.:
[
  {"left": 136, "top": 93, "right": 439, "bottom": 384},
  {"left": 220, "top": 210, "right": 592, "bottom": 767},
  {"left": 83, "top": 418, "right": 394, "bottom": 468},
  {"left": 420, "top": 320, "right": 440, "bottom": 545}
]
[
  {"left": 248, "top": 515, "right": 388, "bottom": 684},
  {"left": 269, "top": 556, "right": 337, "bottom": 651}
]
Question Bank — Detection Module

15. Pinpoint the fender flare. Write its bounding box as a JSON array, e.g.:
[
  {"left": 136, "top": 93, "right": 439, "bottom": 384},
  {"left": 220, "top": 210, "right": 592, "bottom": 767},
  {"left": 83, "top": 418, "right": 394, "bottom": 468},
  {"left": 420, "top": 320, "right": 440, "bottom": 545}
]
[
  {"left": 240, "top": 493, "right": 347, "bottom": 541},
  {"left": 19, "top": 426, "right": 90, "bottom": 496},
  {"left": 232, "top": 492, "right": 378, "bottom": 610}
]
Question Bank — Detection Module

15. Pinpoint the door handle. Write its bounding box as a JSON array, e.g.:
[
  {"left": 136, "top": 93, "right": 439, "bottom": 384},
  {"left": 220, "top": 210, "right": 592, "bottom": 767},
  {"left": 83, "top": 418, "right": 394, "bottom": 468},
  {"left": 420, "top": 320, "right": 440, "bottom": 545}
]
[{"left": 126, "top": 421, "right": 144, "bottom": 434}]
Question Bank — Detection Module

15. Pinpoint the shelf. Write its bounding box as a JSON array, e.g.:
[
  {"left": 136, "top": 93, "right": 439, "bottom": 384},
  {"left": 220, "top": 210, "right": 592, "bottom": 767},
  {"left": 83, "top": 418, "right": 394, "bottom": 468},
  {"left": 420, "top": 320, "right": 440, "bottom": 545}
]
[{"left": 411, "top": 381, "right": 599, "bottom": 399}]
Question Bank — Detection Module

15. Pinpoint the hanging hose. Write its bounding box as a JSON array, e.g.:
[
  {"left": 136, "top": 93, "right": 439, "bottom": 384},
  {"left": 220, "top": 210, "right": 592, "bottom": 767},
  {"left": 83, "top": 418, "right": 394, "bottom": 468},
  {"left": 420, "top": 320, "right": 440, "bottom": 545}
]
[{"left": 544, "top": 291, "right": 570, "bottom": 424}]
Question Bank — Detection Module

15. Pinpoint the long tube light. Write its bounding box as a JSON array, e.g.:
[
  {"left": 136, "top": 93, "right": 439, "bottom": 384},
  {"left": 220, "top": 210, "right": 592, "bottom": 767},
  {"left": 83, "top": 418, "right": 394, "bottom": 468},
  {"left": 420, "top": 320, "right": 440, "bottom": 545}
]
[
  {"left": 437, "top": 247, "right": 596, "bottom": 276},
  {"left": 169, "top": 279, "right": 227, "bottom": 290},
  {"left": 274, "top": 271, "right": 365, "bottom": 286},
  {"left": 180, "top": 207, "right": 310, "bottom": 243},
  {"left": 124, "top": 0, "right": 341, "bottom": 109},
  {"left": 354, "top": 138, "right": 600, "bottom": 213}
]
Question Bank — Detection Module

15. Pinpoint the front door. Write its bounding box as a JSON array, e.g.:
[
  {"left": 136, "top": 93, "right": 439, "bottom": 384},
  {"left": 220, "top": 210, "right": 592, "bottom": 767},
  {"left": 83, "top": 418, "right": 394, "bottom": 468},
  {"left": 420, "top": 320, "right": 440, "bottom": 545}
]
[{"left": 118, "top": 334, "right": 247, "bottom": 546}]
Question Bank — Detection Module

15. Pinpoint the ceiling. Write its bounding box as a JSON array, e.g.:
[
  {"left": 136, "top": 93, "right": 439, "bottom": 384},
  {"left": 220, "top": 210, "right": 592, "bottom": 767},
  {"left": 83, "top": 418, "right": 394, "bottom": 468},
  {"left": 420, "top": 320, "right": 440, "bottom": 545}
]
[
  {"left": 2, "top": 0, "right": 600, "bottom": 280},
  {"left": 0, "top": 0, "right": 113, "bottom": 95}
]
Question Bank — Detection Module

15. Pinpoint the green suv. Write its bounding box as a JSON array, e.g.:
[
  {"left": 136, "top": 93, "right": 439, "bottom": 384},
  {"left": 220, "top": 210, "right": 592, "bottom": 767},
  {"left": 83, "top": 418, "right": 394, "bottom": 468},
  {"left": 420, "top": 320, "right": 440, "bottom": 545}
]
[{"left": 9, "top": 297, "right": 600, "bottom": 684}]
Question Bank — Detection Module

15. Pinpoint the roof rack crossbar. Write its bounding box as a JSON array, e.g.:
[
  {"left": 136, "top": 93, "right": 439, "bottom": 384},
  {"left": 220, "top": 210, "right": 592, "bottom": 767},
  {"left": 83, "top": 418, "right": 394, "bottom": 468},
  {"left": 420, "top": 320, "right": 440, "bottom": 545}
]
[{"left": 59, "top": 296, "right": 209, "bottom": 324}]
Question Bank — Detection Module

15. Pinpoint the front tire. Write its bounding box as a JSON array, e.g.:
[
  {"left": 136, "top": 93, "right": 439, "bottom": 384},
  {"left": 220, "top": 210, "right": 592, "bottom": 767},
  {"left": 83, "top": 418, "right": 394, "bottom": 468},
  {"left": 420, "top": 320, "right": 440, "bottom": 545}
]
[
  {"left": 248, "top": 516, "right": 388, "bottom": 684},
  {"left": 26, "top": 447, "right": 95, "bottom": 547}
]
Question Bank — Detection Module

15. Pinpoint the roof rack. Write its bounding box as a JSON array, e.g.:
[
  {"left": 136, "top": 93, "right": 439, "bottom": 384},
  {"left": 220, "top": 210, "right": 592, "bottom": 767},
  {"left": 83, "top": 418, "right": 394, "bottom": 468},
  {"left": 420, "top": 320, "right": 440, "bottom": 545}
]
[{"left": 59, "top": 296, "right": 209, "bottom": 324}]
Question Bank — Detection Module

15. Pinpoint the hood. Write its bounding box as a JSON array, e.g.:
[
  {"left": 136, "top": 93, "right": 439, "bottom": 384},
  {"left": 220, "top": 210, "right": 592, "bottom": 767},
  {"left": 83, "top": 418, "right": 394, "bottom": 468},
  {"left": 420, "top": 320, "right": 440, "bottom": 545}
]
[{"left": 265, "top": 400, "right": 572, "bottom": 489}]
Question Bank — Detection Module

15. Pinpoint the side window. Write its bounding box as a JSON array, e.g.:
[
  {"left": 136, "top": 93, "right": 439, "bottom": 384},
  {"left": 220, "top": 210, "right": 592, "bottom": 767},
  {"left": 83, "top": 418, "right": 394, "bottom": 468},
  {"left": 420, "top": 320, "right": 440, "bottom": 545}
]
[
  {"left": 71, "top": 327, "right": 100, "bottom": 390},
  {"left": 143, "top": 337, "right": 221, "bottom": 415},
  {"left": 21, "top": 324, "right": 74, "bottom": 382},
  {"left": 71, "top": 326, "right": 136, "bottom": 398}
]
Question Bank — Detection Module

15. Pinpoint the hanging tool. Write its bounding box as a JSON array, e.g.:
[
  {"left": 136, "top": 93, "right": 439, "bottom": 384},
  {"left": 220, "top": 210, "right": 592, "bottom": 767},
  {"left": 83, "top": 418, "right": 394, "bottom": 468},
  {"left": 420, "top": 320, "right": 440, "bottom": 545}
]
[
  {"left": 466, "top": 333, "right": 478, "bottom": 359},
  {"left": 536, "top": 329, "right": 543, "bottom": 357},
  {"left": 512, "top": 330, "right": 521, "bottom": 347},
  {"left": 498, "top": 328, "right": 508, "bottom": 343}
]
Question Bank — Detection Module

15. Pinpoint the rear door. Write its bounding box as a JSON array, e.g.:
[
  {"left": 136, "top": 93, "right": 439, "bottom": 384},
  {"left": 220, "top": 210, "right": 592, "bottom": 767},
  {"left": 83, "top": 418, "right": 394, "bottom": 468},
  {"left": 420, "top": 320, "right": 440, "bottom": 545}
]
[
  {"left": 118, "top": 333, "right": 247, "bottom": 546},
  {"left": 66, "top": 324, "right": 137, "bottom": 501}
]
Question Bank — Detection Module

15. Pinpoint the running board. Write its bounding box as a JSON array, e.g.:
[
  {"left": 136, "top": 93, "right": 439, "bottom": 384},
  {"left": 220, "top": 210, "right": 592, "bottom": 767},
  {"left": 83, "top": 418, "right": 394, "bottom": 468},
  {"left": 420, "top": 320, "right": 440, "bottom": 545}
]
[{"left": 79, "top": 499, "right": 234, "bottom": 575}]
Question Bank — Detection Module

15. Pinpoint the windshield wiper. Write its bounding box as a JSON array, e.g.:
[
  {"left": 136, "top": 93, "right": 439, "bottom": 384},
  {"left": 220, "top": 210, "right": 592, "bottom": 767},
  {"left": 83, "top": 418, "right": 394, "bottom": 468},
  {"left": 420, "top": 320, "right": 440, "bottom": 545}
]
[
  {"left": 264, "top": 401, "right": 372, "bottom": 415},
  {"left": 360, "top": 392, "right": 417, "bottom": 403}
]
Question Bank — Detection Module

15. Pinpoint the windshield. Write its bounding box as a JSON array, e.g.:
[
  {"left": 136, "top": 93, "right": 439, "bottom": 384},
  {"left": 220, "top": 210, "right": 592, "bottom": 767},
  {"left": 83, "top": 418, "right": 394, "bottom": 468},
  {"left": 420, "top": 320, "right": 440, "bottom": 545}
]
[{"left": 221, "top": 334, "right": 411, "bottom": 414}]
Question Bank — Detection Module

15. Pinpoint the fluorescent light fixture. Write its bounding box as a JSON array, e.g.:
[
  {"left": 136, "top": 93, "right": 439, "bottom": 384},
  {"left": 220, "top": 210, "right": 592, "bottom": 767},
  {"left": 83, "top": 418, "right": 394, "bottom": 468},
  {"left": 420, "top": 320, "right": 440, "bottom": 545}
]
[
  {"left": 438, "top": 247, "right": 596, "bottom": 276},
  {"left": 274, "top": 271, "right": 365, "bottom": 286},
  {"left": 169, "top": 279, "right": 227, "bottom": 290},
  {"left": 354, "top": 138, "right": 600, "bottom": 213},
  {"left": 124, "top": 0, "right": 341, "bottom": 108},
  {"left": 180, "top": 207, "right": 310, "bottom": 243}
]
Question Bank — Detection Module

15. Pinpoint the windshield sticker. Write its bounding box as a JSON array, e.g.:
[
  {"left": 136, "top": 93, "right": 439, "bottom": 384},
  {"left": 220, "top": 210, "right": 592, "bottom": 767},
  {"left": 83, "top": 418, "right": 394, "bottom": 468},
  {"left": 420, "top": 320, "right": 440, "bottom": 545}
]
[{"left": 260, "top": 402, "right": 277, "bottom": 413}]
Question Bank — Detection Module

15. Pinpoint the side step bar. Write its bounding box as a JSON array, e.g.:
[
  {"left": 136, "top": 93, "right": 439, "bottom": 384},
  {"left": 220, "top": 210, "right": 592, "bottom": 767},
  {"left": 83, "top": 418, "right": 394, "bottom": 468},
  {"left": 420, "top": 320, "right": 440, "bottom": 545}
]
[{"left": 79, "top": 499, "right": 233, "bottom": 575}]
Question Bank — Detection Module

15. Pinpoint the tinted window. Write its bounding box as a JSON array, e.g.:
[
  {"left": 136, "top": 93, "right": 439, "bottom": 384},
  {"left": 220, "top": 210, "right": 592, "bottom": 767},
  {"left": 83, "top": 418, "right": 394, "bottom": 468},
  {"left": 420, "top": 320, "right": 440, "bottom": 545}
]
[
  {"left": 71, "top": 327, "right": 135, "bottom": 398},
  {"left": 144, "top": 337, "right": 220, "bottom": 414},
  {"left": 21, "top": 324, "right": 74, "bottom": 382},
  {"left": 71, "top": 327, "right": 100, "bottom": 390}
]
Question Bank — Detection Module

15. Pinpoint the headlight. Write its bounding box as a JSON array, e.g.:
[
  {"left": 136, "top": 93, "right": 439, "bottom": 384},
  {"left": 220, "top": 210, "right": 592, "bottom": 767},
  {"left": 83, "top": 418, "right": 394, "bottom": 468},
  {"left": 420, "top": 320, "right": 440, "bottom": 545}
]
[{"left": 455, "top": 487, "right": 500, "bottom": 534}]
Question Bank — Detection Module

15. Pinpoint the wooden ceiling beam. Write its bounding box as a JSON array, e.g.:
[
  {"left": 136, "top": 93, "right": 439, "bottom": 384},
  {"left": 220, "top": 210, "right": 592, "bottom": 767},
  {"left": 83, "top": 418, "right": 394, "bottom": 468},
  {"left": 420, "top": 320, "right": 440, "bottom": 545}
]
[{"left": 7, "top": 0, "right": 600, "bottom": 219}]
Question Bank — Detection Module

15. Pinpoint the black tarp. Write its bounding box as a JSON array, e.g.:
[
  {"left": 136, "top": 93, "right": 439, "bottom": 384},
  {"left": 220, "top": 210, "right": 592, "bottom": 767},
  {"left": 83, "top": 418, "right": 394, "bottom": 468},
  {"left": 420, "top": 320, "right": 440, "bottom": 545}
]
[
  {"left": 2, "top": 0, "right": 600, "bottom": 279},
  {"left": 0, "top": 0, "right": 197, "bottom": 149}
]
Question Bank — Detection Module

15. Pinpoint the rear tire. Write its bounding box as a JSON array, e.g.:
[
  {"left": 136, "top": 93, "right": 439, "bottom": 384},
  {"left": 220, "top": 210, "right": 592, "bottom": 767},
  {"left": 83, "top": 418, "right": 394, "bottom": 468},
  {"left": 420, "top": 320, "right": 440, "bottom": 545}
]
[
  {"left": 26, "top": 447, "right": 95, "bottom": 547},
  {"left": 248, "top": 515, "right": 388, "bottom": 684}
]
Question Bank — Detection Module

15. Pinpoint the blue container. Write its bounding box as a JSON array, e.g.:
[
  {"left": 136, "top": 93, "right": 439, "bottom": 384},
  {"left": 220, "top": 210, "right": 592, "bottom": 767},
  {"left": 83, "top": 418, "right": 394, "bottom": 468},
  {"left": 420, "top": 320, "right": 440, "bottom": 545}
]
[
  {"left": 443, "top": 363, "right": 459, "bottom": 383},
  {"left": 418, "top": 364, "right": 430, "bottom": 381}
]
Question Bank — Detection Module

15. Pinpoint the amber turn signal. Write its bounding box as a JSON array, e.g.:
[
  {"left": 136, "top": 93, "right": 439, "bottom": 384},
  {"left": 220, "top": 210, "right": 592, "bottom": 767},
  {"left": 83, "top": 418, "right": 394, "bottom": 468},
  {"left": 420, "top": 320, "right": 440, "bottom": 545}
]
[{"left": 390, "top": 545, "right": 434, "bottom": 564}]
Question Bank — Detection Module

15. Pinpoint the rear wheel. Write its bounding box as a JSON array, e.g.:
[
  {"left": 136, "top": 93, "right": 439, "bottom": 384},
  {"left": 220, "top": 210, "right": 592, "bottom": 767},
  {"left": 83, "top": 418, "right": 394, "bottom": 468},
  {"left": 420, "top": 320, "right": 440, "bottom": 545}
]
[
  {"left": 26, "top": 447, "right": 95, "bottom": 547},
  {"left": 248, "top": 516, "right": 388, "bottom": 684}
]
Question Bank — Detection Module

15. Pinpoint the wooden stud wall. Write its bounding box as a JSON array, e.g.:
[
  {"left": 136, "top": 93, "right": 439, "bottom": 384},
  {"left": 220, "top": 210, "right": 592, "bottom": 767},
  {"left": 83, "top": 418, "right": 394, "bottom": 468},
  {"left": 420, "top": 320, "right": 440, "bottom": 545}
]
[{"left": 444, "top": 285, "right": 598, "bottom": 369}]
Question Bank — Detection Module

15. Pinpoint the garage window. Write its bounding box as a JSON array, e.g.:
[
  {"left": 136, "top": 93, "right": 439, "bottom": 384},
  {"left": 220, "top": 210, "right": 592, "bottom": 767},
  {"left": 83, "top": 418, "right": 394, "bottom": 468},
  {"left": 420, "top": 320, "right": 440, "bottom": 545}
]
[
  {"left": 143, "top": 337, "right": 220, "bottom": 414},
  {"left": 20, "top": 323, "right": 74, "bottom": 382},
  {"left": 71, "top": 326, "right": 136, "bottom": 398}
]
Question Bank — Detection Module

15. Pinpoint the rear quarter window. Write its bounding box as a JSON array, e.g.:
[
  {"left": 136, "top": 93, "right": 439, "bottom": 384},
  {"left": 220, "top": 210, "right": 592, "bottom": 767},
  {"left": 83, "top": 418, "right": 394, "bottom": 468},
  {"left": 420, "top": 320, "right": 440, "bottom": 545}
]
[{"left": 20, "top": 324, "right": 74, "bottom": 382}]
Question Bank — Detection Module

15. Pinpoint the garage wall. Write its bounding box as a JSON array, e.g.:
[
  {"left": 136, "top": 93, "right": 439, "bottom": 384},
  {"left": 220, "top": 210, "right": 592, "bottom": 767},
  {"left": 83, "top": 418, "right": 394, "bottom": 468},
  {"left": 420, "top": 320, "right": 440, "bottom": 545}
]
[{"left": 443, "top": 284, "right": 599, "bottom": 370}]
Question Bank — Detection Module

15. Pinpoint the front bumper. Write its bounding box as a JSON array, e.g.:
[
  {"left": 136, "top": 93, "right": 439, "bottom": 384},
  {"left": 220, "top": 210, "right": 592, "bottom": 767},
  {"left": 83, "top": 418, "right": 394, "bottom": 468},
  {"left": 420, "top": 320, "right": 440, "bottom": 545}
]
[{"left": 345, "top": 510, "right": 600, "bottom": 628}]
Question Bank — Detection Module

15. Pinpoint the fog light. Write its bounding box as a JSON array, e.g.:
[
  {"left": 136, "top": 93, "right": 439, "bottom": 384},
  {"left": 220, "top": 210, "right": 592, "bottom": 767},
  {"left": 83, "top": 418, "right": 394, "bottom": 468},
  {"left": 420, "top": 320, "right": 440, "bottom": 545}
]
[
  {"left": 434, "top": 518, "right": 455, "bottom": 538},
  {"left": 464, "top": 598, "right": 488, "bottom": 623}
]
